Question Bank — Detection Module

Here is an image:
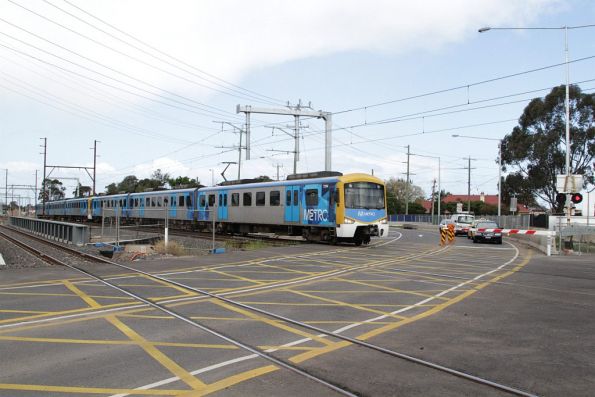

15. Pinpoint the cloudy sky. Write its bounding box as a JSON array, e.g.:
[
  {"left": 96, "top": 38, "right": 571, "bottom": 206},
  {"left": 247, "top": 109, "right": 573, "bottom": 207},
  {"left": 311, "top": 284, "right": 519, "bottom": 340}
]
[{"left": 0, "top": 0, "right": 594, "bottom": 209}]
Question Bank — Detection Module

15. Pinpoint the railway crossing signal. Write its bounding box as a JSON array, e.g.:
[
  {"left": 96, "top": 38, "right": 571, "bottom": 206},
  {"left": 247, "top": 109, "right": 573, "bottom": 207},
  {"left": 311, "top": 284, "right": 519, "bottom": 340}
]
[{"left": 571, "top": 193, "right": 583, "bottom": 204}]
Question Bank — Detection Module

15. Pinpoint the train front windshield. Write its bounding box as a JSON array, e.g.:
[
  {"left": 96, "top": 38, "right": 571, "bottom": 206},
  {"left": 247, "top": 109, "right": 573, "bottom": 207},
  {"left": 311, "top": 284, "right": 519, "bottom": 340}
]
[{"left": 344, "top": 182, "right": 385, "bottom": 209}]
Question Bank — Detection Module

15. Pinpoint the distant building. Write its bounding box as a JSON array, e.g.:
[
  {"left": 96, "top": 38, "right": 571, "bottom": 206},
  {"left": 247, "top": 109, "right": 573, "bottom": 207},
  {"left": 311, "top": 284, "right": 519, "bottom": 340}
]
[{"left": 421, "top": 192, "right": 532, "bottom": 214}]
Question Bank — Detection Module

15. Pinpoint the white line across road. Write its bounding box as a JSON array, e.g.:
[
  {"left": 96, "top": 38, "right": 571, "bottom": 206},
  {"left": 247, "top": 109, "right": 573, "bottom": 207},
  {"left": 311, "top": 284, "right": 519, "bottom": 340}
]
[{"left": 110, "top": 240, "right": 521, "bottom": 397}]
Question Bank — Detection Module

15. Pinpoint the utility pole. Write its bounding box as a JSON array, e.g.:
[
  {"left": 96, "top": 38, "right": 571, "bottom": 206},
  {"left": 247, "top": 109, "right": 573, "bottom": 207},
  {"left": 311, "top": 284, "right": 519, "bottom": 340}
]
[
  {"left": 237, "top": 101, "right": 333, "bottom": 171},
  {"left": 405, "top": 145, "right": 410, "bottom": 215},
  {"left": 216, "top": 122, "right": 245, "bottom": 180},
  {"left": 431, "top": 178, "right": 437, "bottom": 223},
  {"left": 275, "top": 163, "right": 283, "bottom": 181},
  {"left": 461, "top": 156, "right": 477, "bottom": 213},
  {"left": 92, "top": 140, "right": 98, "bottom": 196},
  {"left": 40, "top": 137, "right": 47, "bottom": 215},
  {"left": 4, "top": 168, "right": 7, "bottom": 215},
  {"left": 34, "top": 170, "right": 37, "bottom": 207}
]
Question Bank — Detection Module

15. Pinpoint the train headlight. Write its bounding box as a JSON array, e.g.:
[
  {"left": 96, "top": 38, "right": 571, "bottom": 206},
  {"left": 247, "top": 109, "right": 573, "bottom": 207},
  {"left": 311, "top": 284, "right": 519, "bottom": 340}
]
[
  {"left": 344, "top": 217, "right": 355, "bottom": 224},
  {"left": 380, "top": 218, "right": 388, "bottom": 224}
]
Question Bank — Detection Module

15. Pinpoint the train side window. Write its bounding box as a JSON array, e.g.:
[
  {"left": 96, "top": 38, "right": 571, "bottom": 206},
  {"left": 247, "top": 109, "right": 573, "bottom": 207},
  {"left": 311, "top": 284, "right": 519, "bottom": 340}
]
[
  {"left": 208, "top": 194, "right": 215, "bottom": 207},
  {"left": 256, "top": 192, "right": 265, "bottom": 206},
  {"left": 151, "top": 198, "right": 156, "bottom": 207},
  {"left": 179, "top": 196, "right": 185, "bottom": 207},
  {"left": 286, "top": 190, "right": 292, "bottom": 206},
  {"left": 243, "top": 192, "right": 252, "bottom": 206},
  {"left": 200, "top": 195, "right": 206, "bottom": 207},
  {"left": 157, "top": 197, "right": 162, "bottom": 207},
  {"left": 270, "top": 191, "right": 280, "bottom": 206},
  {"left": 146, "top": 198, "right": 150, "bottom": 207},
  {"left": 231, "top": 193, "right": 239, "bottom": 206},
  {"left": 164, "top": 197, "right": 169, "bottom": 207},
  {"left": 187, "top": 195, "right": 192, "bottom": 208},
  {"left": 306, "top": 189, "right": 318, "bottom": 206}
]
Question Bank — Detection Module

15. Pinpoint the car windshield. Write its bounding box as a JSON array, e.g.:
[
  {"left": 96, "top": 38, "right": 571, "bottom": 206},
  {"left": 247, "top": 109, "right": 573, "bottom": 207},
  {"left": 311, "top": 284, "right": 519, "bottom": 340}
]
[
  {"left": 344, "top": 182, "right": 385, "bottom": 209},
  {"left": 457, "top": 216, "right": 474, "bottom": 224},
  {"left": 477, "top": 222, "right": 498, "bottom": 229}
]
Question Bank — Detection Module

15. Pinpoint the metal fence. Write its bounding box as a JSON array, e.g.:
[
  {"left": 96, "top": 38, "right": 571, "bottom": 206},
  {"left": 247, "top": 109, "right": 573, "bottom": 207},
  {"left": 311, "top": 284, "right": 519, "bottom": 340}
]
[{"left": 9, "top": 216, "right": 89, "bottom": 246}]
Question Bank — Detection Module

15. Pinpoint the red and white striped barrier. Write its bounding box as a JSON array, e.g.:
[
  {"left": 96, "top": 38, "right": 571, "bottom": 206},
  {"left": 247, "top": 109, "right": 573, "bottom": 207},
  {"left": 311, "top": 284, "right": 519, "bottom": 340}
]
[
  {"left": 476, "top": 228, "right": 553, "bottom": 236},
  {"left": 476, "top": 228, "right": 555, "bottom": 256}
]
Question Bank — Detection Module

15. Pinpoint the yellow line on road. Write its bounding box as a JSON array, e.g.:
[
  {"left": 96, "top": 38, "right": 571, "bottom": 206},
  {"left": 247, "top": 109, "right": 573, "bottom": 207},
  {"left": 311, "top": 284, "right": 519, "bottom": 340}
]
[
  {"left": 356, "top": 251, "right": 533, "bottom": 341},
  {"left": 177, "top": 365, "right": 279, "bottom": 397},
  {"left": 63, "top": 280, "right": 102, "bottom": 309},
  {"left": 335, "top": 278, "right": 450, "bottom": 301},
  {"left": 211, "top": 299, "right": 334, "bottom": 346},
  {"left": 106, "top": 315, "right": 207, "bottom": 391},
  {"left": 0, "top": 383, "right": 184, "bottom": 395}
]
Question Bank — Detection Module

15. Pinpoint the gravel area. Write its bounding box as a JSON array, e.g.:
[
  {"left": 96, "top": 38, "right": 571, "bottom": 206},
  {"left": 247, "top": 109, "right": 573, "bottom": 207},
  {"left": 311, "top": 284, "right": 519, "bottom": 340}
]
[{"left": 0, "top": 234, "right": 51, "bottom": 269}]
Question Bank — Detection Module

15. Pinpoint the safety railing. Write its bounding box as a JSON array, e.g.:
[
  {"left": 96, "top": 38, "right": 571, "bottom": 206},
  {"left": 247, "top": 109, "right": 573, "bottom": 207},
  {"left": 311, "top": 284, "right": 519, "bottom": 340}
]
[{"left": 8, "top": 216, "right": 89, "bottom": 246}]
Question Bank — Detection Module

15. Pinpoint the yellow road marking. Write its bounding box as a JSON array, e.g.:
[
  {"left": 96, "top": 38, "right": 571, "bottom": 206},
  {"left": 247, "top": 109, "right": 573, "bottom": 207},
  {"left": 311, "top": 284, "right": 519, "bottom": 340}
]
[
  {"left": 356, "top": 252, "right": 533, "bottom": 340},
  {"left": 0, "top": 383, "right": 184, "bottom": 395},
  {"left": 106, "top": 315, "right": 207, "bottom": 391},
  {"left": 286, "top": 289, "right": 408, "bottom": 320},
  {"left": 335, "top": 278, "right": 450, "bottom": 301},
  {"left": 211, "top": 299, "right": 334, "bottom": 346},
  {"left": 63, "top": 280, "right": 102, "bottom": 309},
  {"left": 177, "top": 365, "right": 279, "bottom": 397},
  {"left": 0, "top": 302, "right": 134, "bottom": 326}
]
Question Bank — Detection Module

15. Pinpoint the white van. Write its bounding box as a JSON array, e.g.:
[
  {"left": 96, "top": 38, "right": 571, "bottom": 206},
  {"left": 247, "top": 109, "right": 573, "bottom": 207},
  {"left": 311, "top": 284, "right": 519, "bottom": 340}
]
[{"left": 449, "top": 214, "right": 475, "bottom": 236}]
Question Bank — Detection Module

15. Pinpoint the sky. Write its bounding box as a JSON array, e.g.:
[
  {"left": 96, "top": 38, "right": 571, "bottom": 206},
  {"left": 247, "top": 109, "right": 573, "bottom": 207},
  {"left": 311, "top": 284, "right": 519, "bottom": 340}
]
[{"left": 0, "top": 0, "right": 594, "bottom": 211}]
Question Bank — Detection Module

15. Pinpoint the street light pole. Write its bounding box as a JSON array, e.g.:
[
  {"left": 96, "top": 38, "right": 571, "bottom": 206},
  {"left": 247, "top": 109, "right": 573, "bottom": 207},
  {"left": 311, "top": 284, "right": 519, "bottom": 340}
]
[{"left": 479, "top": 24, "right": 595, "bottom": 225}]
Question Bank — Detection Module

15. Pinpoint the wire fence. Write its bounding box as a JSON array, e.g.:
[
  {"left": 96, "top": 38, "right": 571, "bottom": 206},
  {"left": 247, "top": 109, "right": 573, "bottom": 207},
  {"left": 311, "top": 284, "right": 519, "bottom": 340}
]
[{"left": 389, "top": 214, "right": 531, "bottom": 229}]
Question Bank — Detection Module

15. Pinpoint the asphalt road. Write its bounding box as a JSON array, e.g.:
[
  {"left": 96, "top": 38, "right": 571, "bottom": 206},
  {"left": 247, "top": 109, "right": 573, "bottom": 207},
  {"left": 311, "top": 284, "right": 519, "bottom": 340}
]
[{"left": 0, "top": 228, "right": 593, "bottom": 396}]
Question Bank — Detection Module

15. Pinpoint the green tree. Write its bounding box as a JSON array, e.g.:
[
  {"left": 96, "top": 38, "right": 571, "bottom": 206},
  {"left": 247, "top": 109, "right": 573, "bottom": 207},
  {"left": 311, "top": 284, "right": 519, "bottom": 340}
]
[
  {"left": 39, "top": 179, "right": 65, "bottom": 201},
  {"left": 167, "top": 176, "right": 202, "bottom": 188},
  {"left": 385, "top": 177, "right": 425, "bottom": 214},
  {"left": 105, "top": 183, "right": 118, "bottom": 195},
  {"left": 501, "top": 85, "right": 594, "bottom": 210}
]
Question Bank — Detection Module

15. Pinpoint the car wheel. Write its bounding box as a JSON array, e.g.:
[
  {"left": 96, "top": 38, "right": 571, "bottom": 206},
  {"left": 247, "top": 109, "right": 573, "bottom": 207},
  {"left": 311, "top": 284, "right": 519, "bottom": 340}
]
[
  {"left": 472, "top": 237, "right": 477, "bottom": 243},
  {"left": 496, "top": 238, "right": 502, "bottom": 245}
]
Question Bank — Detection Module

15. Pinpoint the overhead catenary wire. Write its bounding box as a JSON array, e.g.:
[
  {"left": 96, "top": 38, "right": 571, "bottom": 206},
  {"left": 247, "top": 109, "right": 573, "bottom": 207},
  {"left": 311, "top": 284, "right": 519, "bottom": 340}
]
[
  {"left": 6, "top": 0, "right": 279, "bottom": 108},
  {"left": 58, "top": 0, "right": 285, "bottom": 105}
]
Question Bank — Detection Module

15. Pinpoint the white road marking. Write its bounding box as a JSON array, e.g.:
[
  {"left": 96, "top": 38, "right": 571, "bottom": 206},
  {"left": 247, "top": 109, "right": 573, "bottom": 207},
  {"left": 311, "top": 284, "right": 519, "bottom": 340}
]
[{"left": 109, "top": 240, "right": 522, "bottom": 397}]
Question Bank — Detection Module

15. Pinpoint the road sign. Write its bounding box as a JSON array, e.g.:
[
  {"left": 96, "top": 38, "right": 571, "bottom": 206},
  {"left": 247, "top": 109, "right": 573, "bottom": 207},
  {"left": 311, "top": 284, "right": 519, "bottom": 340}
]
[
  {"left": 456, "top": 202, "right": 463, "bottom": 213},
  {"left": 556, "top": 175, "right": 584, "bottom": 193},
  {"left": 510, "top": 197, "right": 517, "bottom": 213}
]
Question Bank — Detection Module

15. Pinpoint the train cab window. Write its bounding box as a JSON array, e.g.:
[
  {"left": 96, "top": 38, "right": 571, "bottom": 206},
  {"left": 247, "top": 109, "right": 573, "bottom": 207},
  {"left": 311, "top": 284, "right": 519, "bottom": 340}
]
[
  {"left": 231, "top": 193, "right": 239, "bottom": 206},
  {"left": 306, "top": 189, "right": 318, "bottom": 206},
  {"left": 200, "top": 195, "right": 206, "bottom": 207},
  {"left": 208, "top": 194, "right": 216, "bottom": 207},
  {"left": 286, "top": 190, "right": 292, "bottom": 206},
  {"left": 270, "top": 191, "right": 280, "bottom": 206},
  {"left": 243, "top": 192, "right": 252, "bottom": 206},
  {"left": 179, "top": 196, "right": 185, "bottom": 207},
  {"left": 256, "top": 192, "right": 265, "bottom": 206},
  {"left": 186, "top": 196, "right": 192, "bottom": 208}
]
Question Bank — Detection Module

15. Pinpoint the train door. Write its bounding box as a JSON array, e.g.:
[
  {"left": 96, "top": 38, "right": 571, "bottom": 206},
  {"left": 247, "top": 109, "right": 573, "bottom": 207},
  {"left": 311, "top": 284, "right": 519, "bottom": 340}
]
[
  {"left": 284, "top": 186, "right": 300, "bottom": 222},
  {"left": 169, "top": 194, "right": 176, "bottom": 219},
  {"left": 218, "top": 191, "right": 228, "bottom": 220},
  {"left": 197, "top": 192, "right": 207, "bottom": 221},
  {"left": 303, "top": 184, "right": 330, "bottom": 226}
]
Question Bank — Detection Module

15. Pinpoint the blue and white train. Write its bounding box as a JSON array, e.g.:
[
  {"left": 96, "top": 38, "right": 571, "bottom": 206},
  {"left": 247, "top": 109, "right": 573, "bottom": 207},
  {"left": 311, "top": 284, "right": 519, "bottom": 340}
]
[{"left": 37, "top": 172, "right": 388, "bottom": 245}]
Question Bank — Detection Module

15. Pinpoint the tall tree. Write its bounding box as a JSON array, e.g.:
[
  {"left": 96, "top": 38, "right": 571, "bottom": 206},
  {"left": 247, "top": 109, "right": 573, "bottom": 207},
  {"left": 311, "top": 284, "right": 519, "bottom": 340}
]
[
  {"left": 167, "top": 176, "right": 202, "bottom": 188},
  {"left": 501, "top": 85, "right": 594, "bottom": 210},
  {"left": 39, "top": 178, "right": 65, "bottom": 201},
  {"left": 385, "top": 177, "right": 425, "bottom": 214}
]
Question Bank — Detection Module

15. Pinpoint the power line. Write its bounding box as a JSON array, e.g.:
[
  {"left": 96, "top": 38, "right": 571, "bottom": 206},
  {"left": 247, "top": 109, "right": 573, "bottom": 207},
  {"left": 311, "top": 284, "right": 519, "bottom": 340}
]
[
  {"left": 59, "top": 0, "right": 284, "bottom": 105},
  {"left": 332, "top": 54, "right": 595, "bottom": 114}
]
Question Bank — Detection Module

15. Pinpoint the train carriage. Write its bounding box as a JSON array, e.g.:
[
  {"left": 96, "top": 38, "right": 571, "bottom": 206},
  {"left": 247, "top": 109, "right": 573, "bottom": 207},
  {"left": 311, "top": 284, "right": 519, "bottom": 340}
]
[{"left": 37, "top": 171, "right": 388, "bottom": 245}]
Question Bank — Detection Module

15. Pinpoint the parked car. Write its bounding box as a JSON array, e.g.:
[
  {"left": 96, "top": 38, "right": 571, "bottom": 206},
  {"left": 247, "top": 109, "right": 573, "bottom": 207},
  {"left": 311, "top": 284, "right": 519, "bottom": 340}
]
[
  {"left": 472, "top": 221, "right": 502, "bottom": 244},
  {"left": 450, "top": 214, "right": 475, "bottom": 236}
]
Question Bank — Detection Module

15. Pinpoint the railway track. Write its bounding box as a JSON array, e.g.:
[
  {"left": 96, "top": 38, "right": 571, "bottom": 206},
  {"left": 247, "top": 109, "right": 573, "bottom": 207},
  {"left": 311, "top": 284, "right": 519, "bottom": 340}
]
[{"left": 0, "top": 225, "right": 537, "bottom": 397}]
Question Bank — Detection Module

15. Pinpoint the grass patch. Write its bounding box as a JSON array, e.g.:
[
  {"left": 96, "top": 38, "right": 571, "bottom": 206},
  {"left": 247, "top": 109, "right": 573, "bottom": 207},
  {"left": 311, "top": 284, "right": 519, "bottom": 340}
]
[{"left": 153, "top": 240, "right": 187, "bottom": 256}]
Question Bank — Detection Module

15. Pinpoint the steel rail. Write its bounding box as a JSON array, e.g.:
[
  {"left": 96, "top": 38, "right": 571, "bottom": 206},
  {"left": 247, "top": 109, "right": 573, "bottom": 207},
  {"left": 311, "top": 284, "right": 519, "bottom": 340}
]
[
  {"left": 2, "top": 226, "right": 538, "bottom": 396},
  {"left": 0, "top": 227, "right": 358, "bottom": 397}
]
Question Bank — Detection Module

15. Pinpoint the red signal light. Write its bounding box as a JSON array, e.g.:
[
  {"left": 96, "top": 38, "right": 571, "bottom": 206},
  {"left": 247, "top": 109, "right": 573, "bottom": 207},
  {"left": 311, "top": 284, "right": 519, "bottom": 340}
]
[{"left": 571, "top": 193, "right": 583, "bottom": 204}]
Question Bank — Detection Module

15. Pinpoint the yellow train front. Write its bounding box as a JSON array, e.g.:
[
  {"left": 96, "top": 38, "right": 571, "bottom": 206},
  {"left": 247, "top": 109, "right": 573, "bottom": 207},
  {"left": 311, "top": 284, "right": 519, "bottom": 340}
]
[{"left": 334, "top": 173, "right": 389, "bottom": 245}]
